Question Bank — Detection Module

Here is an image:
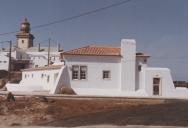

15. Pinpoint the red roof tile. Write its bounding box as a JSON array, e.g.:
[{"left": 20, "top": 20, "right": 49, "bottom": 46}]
[
  {"left": 63, "top": 45, "right": 121, "bottom": 56},
  {"left": 62, "top": 45, "right": 150, "bottom": 57}
]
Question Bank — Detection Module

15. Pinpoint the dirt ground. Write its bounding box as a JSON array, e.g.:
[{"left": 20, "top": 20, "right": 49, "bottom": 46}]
[{"left": 0, "top": 96, "right": 187, "bottom": 127}]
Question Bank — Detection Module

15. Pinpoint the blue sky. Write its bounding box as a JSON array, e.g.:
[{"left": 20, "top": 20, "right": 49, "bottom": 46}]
[{"left": 0, "top": 0, "right": 188, "bottom": 80}]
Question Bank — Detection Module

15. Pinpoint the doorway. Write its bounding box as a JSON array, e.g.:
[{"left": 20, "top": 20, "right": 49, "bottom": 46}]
[{"left": 153, "top": 78, "right": 161, "bottom": 96}]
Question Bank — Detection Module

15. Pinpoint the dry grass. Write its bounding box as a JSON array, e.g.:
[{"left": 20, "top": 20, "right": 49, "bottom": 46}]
[{"left": 0, "top": 96, "right": 187, "bottom": 127}]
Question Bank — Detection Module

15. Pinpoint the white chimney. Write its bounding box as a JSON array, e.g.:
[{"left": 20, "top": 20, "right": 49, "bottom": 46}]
[{"left": 121, "top": 39, "right": 136, "bottom": 91}]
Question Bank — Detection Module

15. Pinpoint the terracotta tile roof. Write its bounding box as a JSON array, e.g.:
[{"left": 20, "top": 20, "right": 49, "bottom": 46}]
[
  {"left": 63, "top": 45, "right": 121, "bottom": 56},
  {"left": 62, "top": 45, "right": 150, "bottom": 57}
]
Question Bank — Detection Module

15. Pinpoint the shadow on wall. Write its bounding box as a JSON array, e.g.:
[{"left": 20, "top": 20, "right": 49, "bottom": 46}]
[{"left": 52, "top": 66, "right": 72, "bottom": 94}]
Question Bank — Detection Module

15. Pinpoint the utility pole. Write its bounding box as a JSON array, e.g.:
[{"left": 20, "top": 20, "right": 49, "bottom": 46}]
[
  {"left": 8, "top": 41, "right": 12, "bottom": 81},
  {"left": 47, "top": 38, "right": 50, "bottom": 66}
]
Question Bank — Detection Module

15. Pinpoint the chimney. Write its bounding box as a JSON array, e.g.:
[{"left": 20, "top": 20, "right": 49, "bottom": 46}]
[
  {"left": 38, "top": 43, "right": 40, "bottom": 52},
  {"left": 121, "top": 39, "right": 136, "bottom": 91}
]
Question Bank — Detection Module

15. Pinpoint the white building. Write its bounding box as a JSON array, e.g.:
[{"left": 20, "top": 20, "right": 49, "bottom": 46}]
[
  {"left": 26, "top": 45, "right": 62, "bottom": 68},
  {"left": 0, "top": 18, "right": 63, "bottom": 71},
  {"left": 0, "top": 48, "right": 30, "bottom": 71},
  {"left": 6, "top": 39, "right": 188, "bottom": 98}
]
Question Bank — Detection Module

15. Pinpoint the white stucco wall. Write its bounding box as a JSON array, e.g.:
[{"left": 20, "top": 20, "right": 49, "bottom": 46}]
[
  {"left": 30, "top": 55, "right": 48, "bottom": 67},
  {"left": 27, "top": 52, "right": 61, "bottom": 67},
  {"left": 0, "top": 52, "right": 9, "bottom": 70},
  {"left": 20, "top": 69, "right": 60, "bottom": 91},
  {"left": 143, "top": 67, "right": 188, "bottom": 97},
  {"left": 6, "top": 65, "right": 63, "bottom": 93},
  {"left": 121, "top": 39, "right": 136, "bottom": 91},
  {"left": 0, "top": 49, "right": 30, "bottom": 70},
  {"left": 136, "top": 57, "right": 148, "bottom": 91},
  {"left": 64, "top": 55, "right": 122, "bottom": 95},
  {"left": 50, "top": 66, "right": 68, "bottom": 94}
]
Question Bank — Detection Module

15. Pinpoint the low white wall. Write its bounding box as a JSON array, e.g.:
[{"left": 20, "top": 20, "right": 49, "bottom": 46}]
[
  {"left": 73, "top": 88, "right": 147, "bottom": 97},
  {"left": 6, "top": 83, "right": 43, "bottom": 92},
  {"left": 21, "top": 69, "right": 60, "bottom": 91},
  {"left": 6, "top": 67, "right": 62, "bottom": 93}
]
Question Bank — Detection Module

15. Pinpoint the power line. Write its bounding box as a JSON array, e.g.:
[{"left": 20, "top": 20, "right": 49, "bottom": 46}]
[{"left": 0, "top": 0, "right": 132, "bottom": 36}]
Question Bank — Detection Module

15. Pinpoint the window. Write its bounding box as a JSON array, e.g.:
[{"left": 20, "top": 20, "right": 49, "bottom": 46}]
[
  {"left": 72, "top": 65, "right": 79, "bottom": 80},
  {"left": 103, "top": 70, "right": 111, "bottom": 79},
  {"left": 80, "top": 66, "right": 87, "bottom": 80},
  {"left": 22, "top": 40, "right": 24, "bottom": 43},
  {"left": 72, "top": 65, "right": 87, "bottom": 80}
]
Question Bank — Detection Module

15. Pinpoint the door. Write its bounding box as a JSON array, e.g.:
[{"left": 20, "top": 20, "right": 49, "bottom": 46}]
[{"left": 153, "top": 78, "right": 161, "bottom": 96}]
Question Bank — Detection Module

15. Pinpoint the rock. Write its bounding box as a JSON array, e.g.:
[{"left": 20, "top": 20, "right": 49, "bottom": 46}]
[
  {"left": 6, "top": 92, "right": 16, "bottom": 102},
  {"left": 0, "top": 79, "right": 6, "bottom": 89},
  {"left": 61, "top": 87, "right": 76, "bottom": 95},
  {"left": 38, "top": 96, "right": 48, "bottom": 102}
]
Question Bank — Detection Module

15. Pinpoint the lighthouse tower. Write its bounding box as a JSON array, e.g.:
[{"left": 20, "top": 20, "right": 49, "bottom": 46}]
[{"left": 16, "top": 18, "right": 34, "bottom": 50}]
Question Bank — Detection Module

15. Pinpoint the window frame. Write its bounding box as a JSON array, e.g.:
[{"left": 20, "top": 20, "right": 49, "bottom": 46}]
[
  {"left": 72, "top": 65, "right": 87, "bottom": 80},
  {"left": 72, "top": 65, "right": 79, "bottom": 80},
  {"left": 80, "top": 66, "right": 87, "bottom": 80},
  {"left": 103, "top": 70, "right": 111, "bottom": 80}
]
